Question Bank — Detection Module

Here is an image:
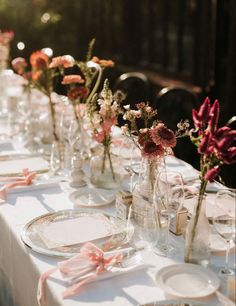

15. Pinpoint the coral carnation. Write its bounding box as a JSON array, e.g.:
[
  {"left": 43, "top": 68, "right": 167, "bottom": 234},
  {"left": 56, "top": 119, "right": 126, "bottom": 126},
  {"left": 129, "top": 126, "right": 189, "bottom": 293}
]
[{"left": 62, "top": 75, "right": 85, "bottom": 85}]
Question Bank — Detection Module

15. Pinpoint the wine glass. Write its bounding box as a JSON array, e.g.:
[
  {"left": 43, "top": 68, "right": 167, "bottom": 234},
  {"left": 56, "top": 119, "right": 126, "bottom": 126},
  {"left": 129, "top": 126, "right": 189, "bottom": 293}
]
[
  {"left": 154, "top": 170, "right": 184, "bottom": 256},
  {"left": 213, "top": 188, "right": 236, "bottom": 276},
  {"left": 119, "top": 137, "right": 142, "bottom": 192},
  {"left": 126, "top": 205, "right": 159, "bottom": 251}
]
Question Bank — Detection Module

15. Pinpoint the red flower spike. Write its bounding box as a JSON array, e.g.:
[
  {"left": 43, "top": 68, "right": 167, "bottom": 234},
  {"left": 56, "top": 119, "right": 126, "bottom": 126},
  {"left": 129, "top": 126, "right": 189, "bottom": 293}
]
[
  {"left": 204, "top": 167, "right": 219, "bottom": 182},
  {"left": 208, "top": 99, "right": 219, "bottom": 132}
]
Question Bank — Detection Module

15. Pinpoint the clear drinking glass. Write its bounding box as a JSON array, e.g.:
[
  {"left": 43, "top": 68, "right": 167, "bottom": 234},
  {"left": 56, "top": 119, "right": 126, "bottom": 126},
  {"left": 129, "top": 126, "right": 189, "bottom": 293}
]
[
  {"left": 213, "top": 188, "right": 236, "bottom": 276},
  {"left": 154, "top": 170, "right": 184, "bottom": 256},
  {"left": 126, "top": 205, "right": 159, "bottom": 251}
]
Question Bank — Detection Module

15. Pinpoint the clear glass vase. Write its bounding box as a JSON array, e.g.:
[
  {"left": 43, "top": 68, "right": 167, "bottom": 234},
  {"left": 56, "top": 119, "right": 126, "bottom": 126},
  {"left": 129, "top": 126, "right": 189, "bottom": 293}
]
[
  {"left": 90, "top": 144, "right": 121, "bottom": 189},
  {"left": 184, "top": 193, "right": 211, "bottom": 266},
  {"left": 132, "top": 158, "right": 158, "bottom": 211}
]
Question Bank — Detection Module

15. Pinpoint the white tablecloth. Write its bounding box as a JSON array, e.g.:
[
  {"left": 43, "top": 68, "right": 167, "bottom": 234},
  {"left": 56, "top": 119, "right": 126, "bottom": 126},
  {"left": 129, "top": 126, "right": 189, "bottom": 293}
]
[{"left": 0, "top": 139, "right": 235, "bottom": 306}]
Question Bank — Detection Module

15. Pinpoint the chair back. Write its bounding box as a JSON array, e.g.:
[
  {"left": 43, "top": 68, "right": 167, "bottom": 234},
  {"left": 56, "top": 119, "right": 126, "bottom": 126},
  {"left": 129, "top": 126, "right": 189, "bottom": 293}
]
[
  {"left": 156, "top": 86, "right": 200, "bottom": 167},
  {"left": 114, "top": 72, "right": 150, "bottom": 107}
]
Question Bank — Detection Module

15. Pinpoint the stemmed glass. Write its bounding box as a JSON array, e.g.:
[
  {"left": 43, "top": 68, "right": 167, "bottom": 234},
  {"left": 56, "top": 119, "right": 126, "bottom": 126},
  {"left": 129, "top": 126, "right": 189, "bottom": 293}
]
[
  {"left": 154, "top": 170, "right": 184, "bottom": 256},
  {"left": 119, "top": 137, "right": 142, "bottom": 192},
  {"left": 213, "top": 188, "right": 236, "bottom": 276},
  {"left": 126, "top": 205, "right": 159, "bottom": 251}
]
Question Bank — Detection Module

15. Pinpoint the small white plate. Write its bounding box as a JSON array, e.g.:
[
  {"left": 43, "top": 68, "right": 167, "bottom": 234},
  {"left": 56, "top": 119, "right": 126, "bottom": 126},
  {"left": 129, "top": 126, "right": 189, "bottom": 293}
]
[
  {"left": 69, "top": 187, "right": 116, "bottom": 207},
  {"left": 156, "top": 263, "right": 220, "bottom": 298}
]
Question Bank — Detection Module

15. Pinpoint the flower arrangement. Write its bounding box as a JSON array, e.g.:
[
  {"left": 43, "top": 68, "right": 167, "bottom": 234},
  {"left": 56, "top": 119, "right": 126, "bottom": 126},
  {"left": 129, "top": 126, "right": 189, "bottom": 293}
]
[
  {"left": 185, "top": 97, "right": 236, "bottom": 262},
  {"left": 121, "top": 102, "right": 177, "bottom": 160},
  {"left": 0, "top": 30, "right": 14, "bottom": 70},
  {"left": 12, "top": 50, "right": 75, "bottom": 141},
  {"left": 87, "top": 79, "right": 124, "bottom": 184},
  {"left": 60, "top": 39, "right": 114, "bottom": 121}
]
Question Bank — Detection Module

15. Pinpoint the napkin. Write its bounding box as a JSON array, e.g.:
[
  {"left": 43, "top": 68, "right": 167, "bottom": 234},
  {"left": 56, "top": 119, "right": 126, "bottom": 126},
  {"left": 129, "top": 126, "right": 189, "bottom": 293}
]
[
  {"left": 0, "top": 156, "right": 49, "bottom": 176},
  {"left": 37, "top": 243, "right": 146, "bottom": 306}
]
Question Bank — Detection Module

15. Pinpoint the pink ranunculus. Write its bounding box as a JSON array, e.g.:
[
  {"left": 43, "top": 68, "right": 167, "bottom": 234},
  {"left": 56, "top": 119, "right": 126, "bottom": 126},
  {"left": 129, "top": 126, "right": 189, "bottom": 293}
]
[
  {"left": 49, "top": 55, "right": 75, "bottom": 68},
  {"left": 142, "top": 141, "right": 164, "bottom": 159},
  {"left": 62, "top": 75, "right": 85, "bottom": 85},
  {"left": 150, "top": 123, "right": 176, "bottom": 148},
  {"left": 204, "top": 167, "right": 219, "bottom": 182},
  {"left": 93, "top": 131, "right": 106, "bottom": 143},
  {"left": 208, "top": 99, "right": 219, "bottom": 133}
]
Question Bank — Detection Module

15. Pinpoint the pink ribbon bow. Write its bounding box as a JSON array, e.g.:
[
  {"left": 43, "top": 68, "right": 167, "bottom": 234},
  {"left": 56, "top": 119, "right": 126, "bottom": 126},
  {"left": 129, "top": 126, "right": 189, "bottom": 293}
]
[
  {"left": 37, "top": 242, "right": 123, "bottom": 305},
  {"left": 0, "top": 168, "right": 37, "bottom": 200}
]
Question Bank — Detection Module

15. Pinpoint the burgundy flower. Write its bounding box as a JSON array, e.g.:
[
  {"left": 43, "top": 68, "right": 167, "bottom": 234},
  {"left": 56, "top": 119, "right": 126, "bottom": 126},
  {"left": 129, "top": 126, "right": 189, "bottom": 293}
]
[
  {"left": 192, "top": 97, "right": 211, "bottom": 129},
  {"left": 208, "top": 99, "right": 219, "bottom": 133},
  {"left": 198, "top": 131, "right": 213, "bottom": 155},
  {"left": 138, "top": 131, "right": 149, "bottom": 146},
  {"left": 142, "top": 141, "right": 164, "bottom": 159},
  {"left": 150, "top": 123, "right": 176, "bottom": 148},
  {"left": 214, "top": 126, "right": 231, "bottom": 139},
  {"left": 204, "top": 167, "right": 220, "bottom": 182},
  {"left": 68, "top": 87, "right": 89, "bottom": 100}
]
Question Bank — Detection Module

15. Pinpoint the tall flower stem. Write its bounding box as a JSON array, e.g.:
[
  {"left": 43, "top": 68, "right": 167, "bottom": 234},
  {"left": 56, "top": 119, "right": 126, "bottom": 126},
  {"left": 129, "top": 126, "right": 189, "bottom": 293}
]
[
  {"left": 107, "top": 147, "right": 116, "bottom": 181},
  {"left": 185, "top": 178, "right": 207, "bottom": 262},
  {"left": 48, "top": 93, "right": 58, "bottom": 142}
]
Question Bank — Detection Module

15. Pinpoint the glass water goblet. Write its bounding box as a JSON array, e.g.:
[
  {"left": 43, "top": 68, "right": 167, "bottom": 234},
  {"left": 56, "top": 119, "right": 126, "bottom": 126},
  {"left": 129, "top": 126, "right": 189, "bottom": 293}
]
[
  {"left": 126, "top": 205, "right": 159, "bottom": 251},
  {"left": 213, "top": 188, "right": 236, "bottom": 276},
  {"left": 154, "top": 170, "right": 184, "bottom": 256}
]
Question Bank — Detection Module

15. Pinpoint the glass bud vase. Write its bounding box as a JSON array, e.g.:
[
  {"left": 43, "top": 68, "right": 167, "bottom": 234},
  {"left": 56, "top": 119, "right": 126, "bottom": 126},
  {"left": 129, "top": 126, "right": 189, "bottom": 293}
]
[
  {"left": 132, "top": 158, "right": 158, "bottom": 211},
  {"left": 49, "top": 140, "right": 63, "bottom": 176},
  {"left": 184, "top": 194, "right": 211, "bottom": 267},
  {"left": 90, "top": 145, "right": 121, "bottom": 189}
]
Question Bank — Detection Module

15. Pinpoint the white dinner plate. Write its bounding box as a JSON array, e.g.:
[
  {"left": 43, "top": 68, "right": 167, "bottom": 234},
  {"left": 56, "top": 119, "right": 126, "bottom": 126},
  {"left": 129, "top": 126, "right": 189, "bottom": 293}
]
[
  {"left": 69, "top": 187, "right": 116, "bottom": 207},
  {"left": 156, "top": 263, "right": 220, "bottom": 298}
]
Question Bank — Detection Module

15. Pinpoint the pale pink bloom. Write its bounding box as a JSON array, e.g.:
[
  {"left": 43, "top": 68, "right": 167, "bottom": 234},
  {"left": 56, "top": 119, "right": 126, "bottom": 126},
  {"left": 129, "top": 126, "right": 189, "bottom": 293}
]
[
  {"left": 62, "top": 75, "right": 84, "bottom": 85},
  {"left": 49, "top": 55, "right": 75, "bottom": 68},
  {"left": 139, "top": 128, "right": 148, "bottom": 134},
  {"left": 93, "top": 131, "right": 106, "bottom": 143},
  {"left": 102, "top": 117, "right": 117, "bottom": 134},
  {"left": 124, "top": 104, "right": 130, "bottom": 110},
  {"left": 121, "top": 125, "right": 128, "bottom": 133},
  {"left": 145, "top": 106, "right": 152, "bottom": 113}
]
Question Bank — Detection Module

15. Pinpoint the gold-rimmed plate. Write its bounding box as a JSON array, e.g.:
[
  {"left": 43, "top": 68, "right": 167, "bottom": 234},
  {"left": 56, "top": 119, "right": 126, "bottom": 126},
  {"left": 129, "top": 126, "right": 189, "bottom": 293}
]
[{"left": 21, "top": 209, "right": 127, "bottom": 258}]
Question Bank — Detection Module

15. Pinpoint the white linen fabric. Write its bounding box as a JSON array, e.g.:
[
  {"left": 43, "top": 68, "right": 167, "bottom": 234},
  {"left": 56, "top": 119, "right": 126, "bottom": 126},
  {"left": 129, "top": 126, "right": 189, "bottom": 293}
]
[{"left": 0, "top": 139, "right": 234, "bottom": 306}]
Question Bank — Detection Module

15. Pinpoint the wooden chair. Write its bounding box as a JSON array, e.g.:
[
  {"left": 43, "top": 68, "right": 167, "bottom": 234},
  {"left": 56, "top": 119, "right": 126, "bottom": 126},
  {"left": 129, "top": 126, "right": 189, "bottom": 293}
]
[
  {"left": 113, "top": 72, "right": 150, "bottom": 107},
  {"left": 156, "top": 86, "right": 200, "bottom": 167}
]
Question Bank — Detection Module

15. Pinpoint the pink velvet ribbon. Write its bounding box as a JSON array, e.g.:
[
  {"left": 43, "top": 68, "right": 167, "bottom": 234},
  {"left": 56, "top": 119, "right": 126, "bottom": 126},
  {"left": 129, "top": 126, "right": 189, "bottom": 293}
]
[
  {"left": 37, "top": 242, "right": 123, "bottom": 306},
  {"left": 0, "top": 168, "right": 37, "bottom": 200}
]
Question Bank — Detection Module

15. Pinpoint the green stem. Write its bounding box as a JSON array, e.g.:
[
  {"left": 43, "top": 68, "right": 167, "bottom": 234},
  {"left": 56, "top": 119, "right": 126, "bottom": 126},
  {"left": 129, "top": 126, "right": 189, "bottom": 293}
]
[
  {"left": 48, "top": 93, "right": 58, "bottom": 141},
  {"left": 107, "top": 146, "right": 116, "bottom": 181},
  {"left": 185, "top": 179, "right": 207, "bottom": 262},
  {"left": 86, "top": 62, "right": 102, "bottom": 105},
  {"left": 101, "top": 146, "right": 107, "bottom": 174}
]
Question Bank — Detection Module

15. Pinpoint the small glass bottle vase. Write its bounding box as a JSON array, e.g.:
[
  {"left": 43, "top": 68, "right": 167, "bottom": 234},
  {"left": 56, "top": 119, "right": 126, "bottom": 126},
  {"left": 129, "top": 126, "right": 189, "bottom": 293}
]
[
  {"left": 184, "top": 194, "right": 211, "bottom": 266},
  {"left": 90, "top": 145, "right": 121, "bottom": 189},
  {"left": 132, "top": 158, "right": 158, "bottom": 211}
]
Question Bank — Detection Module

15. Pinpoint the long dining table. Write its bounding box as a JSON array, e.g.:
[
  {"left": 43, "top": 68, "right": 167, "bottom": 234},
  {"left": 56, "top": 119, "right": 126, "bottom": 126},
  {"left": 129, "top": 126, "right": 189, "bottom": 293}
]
[{"left": 0, "top": 120, "right": 235, "bottom": 306}]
